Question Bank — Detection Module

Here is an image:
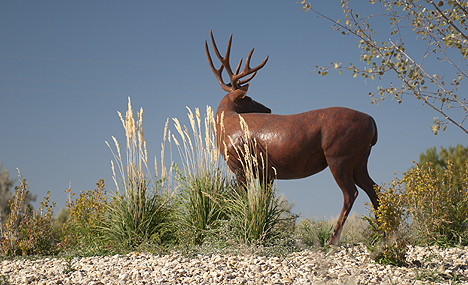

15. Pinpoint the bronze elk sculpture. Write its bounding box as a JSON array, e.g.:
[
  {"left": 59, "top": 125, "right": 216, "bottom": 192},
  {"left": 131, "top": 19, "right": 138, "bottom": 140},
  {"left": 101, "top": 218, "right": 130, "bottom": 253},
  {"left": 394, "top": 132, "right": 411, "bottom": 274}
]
[{"left": 205, "top": 31, "right": 379, "bottom": 245}]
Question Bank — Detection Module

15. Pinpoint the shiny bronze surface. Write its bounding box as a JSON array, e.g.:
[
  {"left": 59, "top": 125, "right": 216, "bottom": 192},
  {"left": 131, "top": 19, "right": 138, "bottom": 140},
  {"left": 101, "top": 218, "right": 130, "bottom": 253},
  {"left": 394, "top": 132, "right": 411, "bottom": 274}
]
[{"left": 206, "top": 31, "right": 379, "bottom": 245}]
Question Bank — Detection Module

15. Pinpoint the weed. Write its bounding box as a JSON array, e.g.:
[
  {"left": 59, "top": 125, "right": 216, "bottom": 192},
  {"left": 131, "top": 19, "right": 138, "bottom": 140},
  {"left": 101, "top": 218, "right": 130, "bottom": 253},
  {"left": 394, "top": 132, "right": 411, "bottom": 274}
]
[
  {"left": 258, "top": 235, "right": 300, "bottom": 257},
  {"left": 413, "top": 267, "right": 446, "bottom": 283},
  {"left": 339, "top": 213, "right": 368, "bottom": 245},
  {"left": 296, "top": 213, "right": 366, "bottom": 250},
  {"left": 0, "top": 275, "right": 9, "bottom": 285},
  {"left": 296, "top": 218, "right": 333, "bottom": 249},
  {"left": 0, "top": 170, "right": 57, "bottom": 256},
  {"left": 62, "top": 255, "right": 76, "bottom": 274}
]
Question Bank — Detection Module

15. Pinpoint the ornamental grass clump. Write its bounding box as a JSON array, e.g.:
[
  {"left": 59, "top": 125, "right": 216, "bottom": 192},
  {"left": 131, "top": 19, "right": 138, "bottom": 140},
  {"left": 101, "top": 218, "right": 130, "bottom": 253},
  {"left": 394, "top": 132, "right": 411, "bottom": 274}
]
[
  {"left": 105, "top": 97, "right": 175, "bottom": 250},
  {"left": 172, "top": 106, "right": 231, "bottom": 245},
  {"left": 224, "top": 115, "right": 296, "bottom": 246}
]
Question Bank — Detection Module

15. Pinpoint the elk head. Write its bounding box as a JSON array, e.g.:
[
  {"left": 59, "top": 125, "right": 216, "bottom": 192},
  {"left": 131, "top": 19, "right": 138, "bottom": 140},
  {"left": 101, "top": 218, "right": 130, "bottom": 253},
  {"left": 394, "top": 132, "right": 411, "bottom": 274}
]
[{"left": 205, "top": 30, "right": 271, "bottom": 114}]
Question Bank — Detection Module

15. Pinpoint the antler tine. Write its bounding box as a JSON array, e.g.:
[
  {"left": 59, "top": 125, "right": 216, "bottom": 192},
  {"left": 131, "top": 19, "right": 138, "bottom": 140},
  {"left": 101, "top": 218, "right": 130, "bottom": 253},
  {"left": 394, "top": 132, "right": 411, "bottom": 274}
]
[
  {"left": 234, "top": 58, "right": 243, "bottom": 76},
  {"left": 238, "top": 71, "right": 257, "bottom": 86},
  {"left": 206, "top": 31, "right": 269, "bottom": 91},
  {"left": 210, "top": 31, "right": 235, "bottom": 79},
  {"left": 232, "top": 48, "right": 269, "bottom": 87},
  {"left": 237, "top": 49, "right": 268, "bottom": 79},
  {"left": 205, "top": 36, "right": 231, "bottom": 92}
]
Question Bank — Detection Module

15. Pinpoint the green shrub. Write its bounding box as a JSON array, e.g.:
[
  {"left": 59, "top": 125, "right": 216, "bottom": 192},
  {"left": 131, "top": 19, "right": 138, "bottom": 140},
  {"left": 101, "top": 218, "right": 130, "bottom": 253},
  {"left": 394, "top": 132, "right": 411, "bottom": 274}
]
[
  {"left": 225, "top": 183, "right": 285, "bottom": 245},
  {"left": 367, "top": 159, "right": 468, "bottom": 266},
  {"left": 61, "top": 179, "right": 108, "bottom": 250},
  {"left": 404, "top": 161, "right": 468, "bottom": 246},
  {"left": 175, "top": 166, "right": 231, "bottom": 245}
]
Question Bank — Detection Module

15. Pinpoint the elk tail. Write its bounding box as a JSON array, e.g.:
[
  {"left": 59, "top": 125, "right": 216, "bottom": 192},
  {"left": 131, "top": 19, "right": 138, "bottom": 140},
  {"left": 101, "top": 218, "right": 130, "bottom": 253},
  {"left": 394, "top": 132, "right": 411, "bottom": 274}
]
[{"left": 370, "top": 117, "right": 378, "bottom": 146}]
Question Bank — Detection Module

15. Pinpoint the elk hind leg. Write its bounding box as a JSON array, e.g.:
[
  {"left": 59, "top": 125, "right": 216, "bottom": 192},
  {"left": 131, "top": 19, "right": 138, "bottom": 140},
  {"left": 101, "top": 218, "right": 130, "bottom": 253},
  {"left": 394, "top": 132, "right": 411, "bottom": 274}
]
[
  {"left": 327, "top": 160, "right": 359, "bottom": 246},
  {"left": 353, "top": 159, "right": 379, "bottom": 212}
]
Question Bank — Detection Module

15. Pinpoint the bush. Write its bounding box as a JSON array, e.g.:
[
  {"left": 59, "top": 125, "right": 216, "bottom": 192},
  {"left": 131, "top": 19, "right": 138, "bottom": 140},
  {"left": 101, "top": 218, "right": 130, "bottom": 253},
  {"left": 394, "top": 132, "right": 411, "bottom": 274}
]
[
  {"left": 226, "top": 183, "right": 289, "bottom": 245},
  {"left": 61, "top": 179, "right": 108, "bottom": 252},
  {"left": 0, "top": 171, "right": 57, "bottom": 256},
  {"left": 175, "top": 166, "right": 231, "bottom": 245},
  {"left": 104, "top": 179, "right": 174, "bottom": 251},
  {"left": 418, "top": 144, "right": 468, "bottom": 191},
  {"left": 367, "top": 159, "right": 468, "bottom": 265},
  {"left": 404, "top": 161, "right": 468, "bottom": 246}
]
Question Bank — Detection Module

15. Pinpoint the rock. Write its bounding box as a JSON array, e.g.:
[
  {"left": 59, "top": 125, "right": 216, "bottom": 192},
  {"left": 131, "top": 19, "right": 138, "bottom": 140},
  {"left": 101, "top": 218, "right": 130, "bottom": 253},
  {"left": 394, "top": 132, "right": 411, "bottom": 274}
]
[{"left": 1, "top": 245, "right": 468, "bottom": 284}]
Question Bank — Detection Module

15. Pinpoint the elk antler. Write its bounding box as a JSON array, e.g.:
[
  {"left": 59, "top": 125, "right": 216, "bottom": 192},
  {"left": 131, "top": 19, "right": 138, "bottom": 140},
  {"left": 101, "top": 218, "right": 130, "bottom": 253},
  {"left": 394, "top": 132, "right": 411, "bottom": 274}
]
[{"left": 205, "top": 30, "right": 269, "bottom": 92}]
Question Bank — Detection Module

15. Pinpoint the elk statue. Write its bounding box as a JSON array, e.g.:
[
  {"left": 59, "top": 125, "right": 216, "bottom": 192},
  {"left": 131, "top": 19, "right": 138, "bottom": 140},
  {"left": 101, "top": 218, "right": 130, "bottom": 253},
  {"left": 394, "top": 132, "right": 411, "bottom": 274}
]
[{"left": 205, "top": 31, "right": 379, "bottom": 245}]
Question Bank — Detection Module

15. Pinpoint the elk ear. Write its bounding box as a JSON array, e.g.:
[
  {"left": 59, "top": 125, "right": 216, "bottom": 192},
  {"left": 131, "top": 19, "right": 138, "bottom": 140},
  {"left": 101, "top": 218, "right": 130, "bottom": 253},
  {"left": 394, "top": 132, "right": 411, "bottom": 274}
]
[{"left": 229, "top": 84, "right": 249, "bottom": 103}]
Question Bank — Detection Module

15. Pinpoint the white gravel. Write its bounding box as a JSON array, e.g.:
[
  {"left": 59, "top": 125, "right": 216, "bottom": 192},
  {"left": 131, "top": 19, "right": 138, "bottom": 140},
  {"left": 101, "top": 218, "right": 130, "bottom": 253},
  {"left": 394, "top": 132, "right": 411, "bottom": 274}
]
[{"left": 1, "top": 245, "right": 467, "bottom": 284}]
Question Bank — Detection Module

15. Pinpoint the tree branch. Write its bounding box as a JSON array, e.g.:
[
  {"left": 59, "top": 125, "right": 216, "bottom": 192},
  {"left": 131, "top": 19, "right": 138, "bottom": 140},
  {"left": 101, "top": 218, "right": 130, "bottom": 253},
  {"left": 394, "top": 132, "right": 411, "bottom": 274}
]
[{"left": 429, "top": 0, "right": 468, "bottom": 41}]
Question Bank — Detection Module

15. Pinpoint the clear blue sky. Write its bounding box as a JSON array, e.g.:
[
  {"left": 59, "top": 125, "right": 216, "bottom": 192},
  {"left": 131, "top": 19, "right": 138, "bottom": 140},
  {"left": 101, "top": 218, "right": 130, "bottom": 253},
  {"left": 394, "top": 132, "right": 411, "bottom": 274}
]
[{"left": 1, "top": 1, "right": 465, "bottom": 219}]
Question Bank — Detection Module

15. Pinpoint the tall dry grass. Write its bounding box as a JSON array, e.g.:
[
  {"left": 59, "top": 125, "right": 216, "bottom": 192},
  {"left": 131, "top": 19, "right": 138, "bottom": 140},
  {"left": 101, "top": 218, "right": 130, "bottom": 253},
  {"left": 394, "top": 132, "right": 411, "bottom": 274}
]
[
  {"left": 223, "top": 114, "right": 295, "bottom": 245},
  {"left": 104, "top": 97, "right": 175, "bottom": 249},
  {"left": 169, "top": 106, "right": 294, "bottom": 248},
  {"left": 172, "top": 106, "right": 232, "bottom": 245}
]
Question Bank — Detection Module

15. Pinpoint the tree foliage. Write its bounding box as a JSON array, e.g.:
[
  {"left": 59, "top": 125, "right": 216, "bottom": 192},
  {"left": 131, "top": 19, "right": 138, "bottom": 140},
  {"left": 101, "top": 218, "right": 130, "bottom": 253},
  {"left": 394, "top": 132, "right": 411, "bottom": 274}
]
[
  {"left": 302, "top": 0, "right": 468, "bottom": 135},
  {"left": 417, "top": 143, "right": 468, "bottom": 188},
  {"left": 0, "top": 163, "right": 15, "bottom": 221}
]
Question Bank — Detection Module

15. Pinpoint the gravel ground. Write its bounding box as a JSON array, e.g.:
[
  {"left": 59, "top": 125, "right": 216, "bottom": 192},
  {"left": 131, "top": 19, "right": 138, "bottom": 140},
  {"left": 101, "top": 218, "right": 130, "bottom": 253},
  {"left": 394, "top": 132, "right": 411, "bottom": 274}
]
[{"left": 1, "top": 245, "right": 467, "bottom": 284}]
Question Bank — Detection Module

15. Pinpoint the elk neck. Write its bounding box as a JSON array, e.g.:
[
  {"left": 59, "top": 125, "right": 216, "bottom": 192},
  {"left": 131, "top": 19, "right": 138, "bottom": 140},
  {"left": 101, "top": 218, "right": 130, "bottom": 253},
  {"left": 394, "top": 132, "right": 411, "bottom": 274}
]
[{"left": 216, "top": 90, "right": 244, "bottom": 118}]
